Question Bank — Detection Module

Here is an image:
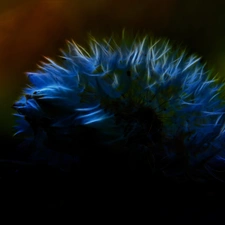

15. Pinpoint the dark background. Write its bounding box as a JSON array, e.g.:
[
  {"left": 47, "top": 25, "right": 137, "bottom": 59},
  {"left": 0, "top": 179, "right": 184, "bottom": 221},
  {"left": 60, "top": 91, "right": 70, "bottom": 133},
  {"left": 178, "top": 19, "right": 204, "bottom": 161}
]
[{"left": 1, "top": 0, "right": 225, "bottom": 219}]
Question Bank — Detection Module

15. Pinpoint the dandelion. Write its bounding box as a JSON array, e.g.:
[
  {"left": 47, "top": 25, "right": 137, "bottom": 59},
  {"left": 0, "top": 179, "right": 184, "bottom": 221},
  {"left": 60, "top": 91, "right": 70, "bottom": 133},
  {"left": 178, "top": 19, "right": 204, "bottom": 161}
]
[{"left": 13, "top": 33, "right": 225, "bottom": 181}]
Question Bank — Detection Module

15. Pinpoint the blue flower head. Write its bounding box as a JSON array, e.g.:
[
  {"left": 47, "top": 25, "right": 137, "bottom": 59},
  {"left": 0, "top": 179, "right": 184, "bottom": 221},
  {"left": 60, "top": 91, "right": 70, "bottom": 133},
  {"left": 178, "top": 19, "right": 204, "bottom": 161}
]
[{"left": 13, "top": 33, "right": 225, "bottom": 181}]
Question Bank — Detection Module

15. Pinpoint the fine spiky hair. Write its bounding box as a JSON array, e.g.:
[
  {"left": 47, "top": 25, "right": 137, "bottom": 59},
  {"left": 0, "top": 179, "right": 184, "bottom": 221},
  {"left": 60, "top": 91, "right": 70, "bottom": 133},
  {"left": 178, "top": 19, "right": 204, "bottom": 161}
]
[{"left": 13, "top": 33, "right": 225, "bottom": 182}]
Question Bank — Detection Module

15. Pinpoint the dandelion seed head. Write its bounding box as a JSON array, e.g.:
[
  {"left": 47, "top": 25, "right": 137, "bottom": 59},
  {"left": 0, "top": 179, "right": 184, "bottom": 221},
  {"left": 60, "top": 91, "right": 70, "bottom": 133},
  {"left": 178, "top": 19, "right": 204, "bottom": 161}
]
[{"left": 13, "top": 33, "right": 225, "bottom": 181}]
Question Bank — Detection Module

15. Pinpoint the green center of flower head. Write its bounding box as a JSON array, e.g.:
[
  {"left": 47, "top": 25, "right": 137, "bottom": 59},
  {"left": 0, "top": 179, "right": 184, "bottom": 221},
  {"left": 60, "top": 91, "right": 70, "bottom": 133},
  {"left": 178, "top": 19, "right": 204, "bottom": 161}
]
[{"left": 13, "top": 33, "right": 225, "bottom": 181}]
